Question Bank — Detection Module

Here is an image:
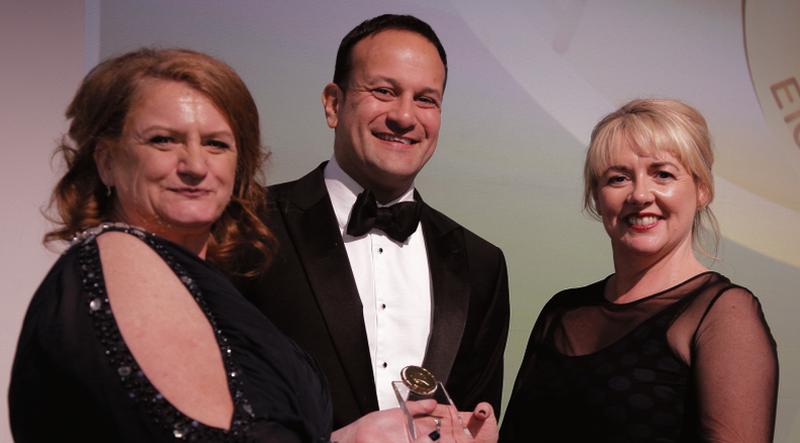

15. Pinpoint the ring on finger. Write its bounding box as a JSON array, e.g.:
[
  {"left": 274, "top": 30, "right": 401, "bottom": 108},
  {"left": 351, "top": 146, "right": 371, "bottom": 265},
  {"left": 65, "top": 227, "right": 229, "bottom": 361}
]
[{"left": 429, "top": 416, "right": 442, "bottom": 441}]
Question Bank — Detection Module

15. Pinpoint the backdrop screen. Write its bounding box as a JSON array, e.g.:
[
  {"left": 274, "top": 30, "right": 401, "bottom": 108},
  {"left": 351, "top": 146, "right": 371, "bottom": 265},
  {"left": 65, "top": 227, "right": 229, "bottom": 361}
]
[{"left": 92, "top": 1, "right": 799, "bottom": 440}]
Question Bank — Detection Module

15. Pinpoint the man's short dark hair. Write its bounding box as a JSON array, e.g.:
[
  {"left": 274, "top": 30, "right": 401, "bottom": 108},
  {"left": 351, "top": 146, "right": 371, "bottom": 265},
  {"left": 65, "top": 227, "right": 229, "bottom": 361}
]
[{"left": 332, "top": 14, "right": 448, "bottom": 90}]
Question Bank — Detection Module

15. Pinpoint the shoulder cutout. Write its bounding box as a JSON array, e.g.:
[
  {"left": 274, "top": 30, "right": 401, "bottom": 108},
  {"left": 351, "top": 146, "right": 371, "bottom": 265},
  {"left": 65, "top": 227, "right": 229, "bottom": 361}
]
[{"left": 96, "top": 232, "right": 233, "bottom": 429}]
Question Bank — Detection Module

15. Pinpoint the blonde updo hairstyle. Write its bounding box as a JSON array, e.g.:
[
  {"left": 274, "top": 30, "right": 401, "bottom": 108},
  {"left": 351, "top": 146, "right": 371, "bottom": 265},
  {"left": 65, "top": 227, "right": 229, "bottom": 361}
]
[{"left": 583, "top": 98, "right": 720, "bottom": 256}]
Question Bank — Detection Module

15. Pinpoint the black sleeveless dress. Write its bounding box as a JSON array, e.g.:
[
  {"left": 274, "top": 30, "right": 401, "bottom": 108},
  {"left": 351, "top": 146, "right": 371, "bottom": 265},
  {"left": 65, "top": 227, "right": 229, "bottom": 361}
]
[
  {"left": 9, "top": 224, "right": 333, "bottom": 442},
  {"left": 501, "top": 272, "right": 777, "bottom": 443}
]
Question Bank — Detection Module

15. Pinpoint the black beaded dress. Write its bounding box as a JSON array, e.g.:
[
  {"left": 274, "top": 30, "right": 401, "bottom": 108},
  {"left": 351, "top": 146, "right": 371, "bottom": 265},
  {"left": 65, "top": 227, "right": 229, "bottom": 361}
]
[
  {"left": 501, "top": 272, "right": 778, "bottom": 443},
  {"left": 9, "top": 224, "right": 333, "bottom": 443}
]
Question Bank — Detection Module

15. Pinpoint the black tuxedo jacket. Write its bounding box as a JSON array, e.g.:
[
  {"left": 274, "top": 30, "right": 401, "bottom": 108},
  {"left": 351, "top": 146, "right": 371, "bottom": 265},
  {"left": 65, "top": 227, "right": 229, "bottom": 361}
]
[{"left": 239, "top": 163, "right": 510, "bottom": 428}]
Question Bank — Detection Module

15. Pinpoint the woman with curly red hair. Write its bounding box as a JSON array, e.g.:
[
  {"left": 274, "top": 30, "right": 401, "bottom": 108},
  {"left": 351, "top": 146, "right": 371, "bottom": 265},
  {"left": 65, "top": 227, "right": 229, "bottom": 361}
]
[{"left": 8, "top": 47, "right": 498, "bottom": 443}]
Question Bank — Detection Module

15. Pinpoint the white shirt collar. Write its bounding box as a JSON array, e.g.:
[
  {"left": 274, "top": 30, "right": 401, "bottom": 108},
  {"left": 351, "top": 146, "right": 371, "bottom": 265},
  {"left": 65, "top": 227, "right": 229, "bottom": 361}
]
[{"left": 323, "top": 157, "right": 416, "bottom": 232}]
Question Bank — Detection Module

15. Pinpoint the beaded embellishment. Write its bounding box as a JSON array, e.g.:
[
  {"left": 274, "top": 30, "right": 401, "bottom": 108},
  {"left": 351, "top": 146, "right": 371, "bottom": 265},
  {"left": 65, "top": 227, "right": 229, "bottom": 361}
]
[{"left": 75, "top": 223, "right": 255, "bottom": 441}]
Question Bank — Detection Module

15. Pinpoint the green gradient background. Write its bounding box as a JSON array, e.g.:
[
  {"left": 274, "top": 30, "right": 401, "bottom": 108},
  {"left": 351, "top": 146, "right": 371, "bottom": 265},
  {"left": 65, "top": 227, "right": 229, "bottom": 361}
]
[
  {"left": 2, "top": 1, "right": 796, "bottom": 442},
  {"left": 96, "top": 1, "right": 800, "bottom": 440}
]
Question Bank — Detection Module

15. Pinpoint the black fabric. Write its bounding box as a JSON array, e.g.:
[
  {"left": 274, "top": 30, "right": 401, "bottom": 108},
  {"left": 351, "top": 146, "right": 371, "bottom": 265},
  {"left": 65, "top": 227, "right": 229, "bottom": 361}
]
[
  {"left": 346, "top": 189, "right": 421, "bottom": 242},
  {"left": 501, "top": 272, "right": 778, "bottom": 443},
  {"left": 9, "top": 226, "right": 333, "bottom": 443},
  {"left": 236, "top": 163, "right": 510, "bottom": 429}
]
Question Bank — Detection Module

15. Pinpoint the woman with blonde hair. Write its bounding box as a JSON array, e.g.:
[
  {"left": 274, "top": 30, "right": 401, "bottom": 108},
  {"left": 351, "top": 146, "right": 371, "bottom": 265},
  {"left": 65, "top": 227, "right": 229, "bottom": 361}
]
[{"left": 501, "top": 99, "right": 778, "bottom": 442}]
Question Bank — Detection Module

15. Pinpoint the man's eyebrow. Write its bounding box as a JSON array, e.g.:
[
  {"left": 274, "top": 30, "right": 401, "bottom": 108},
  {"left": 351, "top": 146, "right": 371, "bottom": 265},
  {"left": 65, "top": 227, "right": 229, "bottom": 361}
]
[
  {"left": 365, "top": 76, "right": 443, "bottom": 97},
  {"left": 363, "top": 75, "right": 397, "bottom": 86}
]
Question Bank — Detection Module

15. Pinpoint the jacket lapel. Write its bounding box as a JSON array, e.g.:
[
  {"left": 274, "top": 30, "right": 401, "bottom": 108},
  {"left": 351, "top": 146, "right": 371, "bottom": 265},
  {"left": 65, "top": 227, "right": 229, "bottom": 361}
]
[
  {"left": 418, "top": 197, "right": 470, "bottom": 385},
  {"left": 280, "top": 164, "right": 378, "bottom": 413}
]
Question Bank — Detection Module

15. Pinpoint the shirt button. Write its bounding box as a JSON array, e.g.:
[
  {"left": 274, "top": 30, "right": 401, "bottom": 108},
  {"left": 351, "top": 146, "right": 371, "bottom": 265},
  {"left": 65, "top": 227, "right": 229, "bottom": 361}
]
[
  {"left": 378, "top": 247, "right": 384, "bottom": 254},
  {"left": 382, "top": 362, "right": 388, "bottom": 368},
  {"left": 381, "top": 303, "right": 386, "bottom": 309}
]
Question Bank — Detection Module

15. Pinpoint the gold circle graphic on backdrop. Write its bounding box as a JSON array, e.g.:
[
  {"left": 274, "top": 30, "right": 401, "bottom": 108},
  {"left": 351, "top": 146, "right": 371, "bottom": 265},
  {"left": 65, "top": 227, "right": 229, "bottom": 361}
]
[{"left": 744, "top": 0, "right": 800, "bottom": 211}]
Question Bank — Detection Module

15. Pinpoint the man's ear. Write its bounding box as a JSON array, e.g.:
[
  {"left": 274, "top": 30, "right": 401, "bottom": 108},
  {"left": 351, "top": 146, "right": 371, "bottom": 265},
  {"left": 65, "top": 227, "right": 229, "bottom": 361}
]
[
  {"left": 322, "top": 83, "right": 342, "bottom": 129},
  {"left": 94, "top": 140, "right": 115, "bottom": 187}
]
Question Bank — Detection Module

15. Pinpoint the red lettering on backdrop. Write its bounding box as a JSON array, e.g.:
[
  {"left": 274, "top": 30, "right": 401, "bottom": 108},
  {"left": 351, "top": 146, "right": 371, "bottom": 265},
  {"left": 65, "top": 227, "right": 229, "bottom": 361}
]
[
  {"left": 770, "top": 77, "right": 800, "bottom": 148},
  {"left": 770, "top": 77, "right": 800, "bottom": 109}
]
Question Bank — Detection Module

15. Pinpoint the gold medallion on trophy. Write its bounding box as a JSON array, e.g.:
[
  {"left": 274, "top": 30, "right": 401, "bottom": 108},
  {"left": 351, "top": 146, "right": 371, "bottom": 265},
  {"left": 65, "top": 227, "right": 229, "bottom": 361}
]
[{"left": 400, "top": 365, "right": 438, "bottom": 396}]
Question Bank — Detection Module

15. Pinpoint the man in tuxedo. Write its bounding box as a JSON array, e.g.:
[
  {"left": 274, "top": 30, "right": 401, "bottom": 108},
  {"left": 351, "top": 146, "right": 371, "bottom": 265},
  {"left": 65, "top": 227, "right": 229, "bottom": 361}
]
[{"left": 240, "top": 14, "right": 510, "bottom": 428}]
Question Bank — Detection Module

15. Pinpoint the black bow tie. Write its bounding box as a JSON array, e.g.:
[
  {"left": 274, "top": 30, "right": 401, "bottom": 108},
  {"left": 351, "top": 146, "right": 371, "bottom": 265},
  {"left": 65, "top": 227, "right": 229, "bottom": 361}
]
[{"left": 346, "top": 189, "right": 421, "bottom": 242}]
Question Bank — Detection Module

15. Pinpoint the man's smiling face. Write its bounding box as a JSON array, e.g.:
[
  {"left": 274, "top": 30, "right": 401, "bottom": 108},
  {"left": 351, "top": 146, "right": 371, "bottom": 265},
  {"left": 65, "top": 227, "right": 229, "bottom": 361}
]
[{"left": 323, "top": 29, "right": 445, "bottom": 202}]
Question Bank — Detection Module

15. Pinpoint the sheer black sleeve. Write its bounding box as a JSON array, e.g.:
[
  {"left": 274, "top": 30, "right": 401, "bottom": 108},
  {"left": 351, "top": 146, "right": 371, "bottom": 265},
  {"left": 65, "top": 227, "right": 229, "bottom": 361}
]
[{"left": 691, "top": 287, "right": 778, "bottom": 442}]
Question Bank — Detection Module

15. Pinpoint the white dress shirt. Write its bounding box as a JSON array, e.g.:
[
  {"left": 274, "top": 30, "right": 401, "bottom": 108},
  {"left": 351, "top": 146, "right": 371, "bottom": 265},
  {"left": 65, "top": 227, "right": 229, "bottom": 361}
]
[{"left": 324, "top": 158, "right": 432, "bottom": 410}]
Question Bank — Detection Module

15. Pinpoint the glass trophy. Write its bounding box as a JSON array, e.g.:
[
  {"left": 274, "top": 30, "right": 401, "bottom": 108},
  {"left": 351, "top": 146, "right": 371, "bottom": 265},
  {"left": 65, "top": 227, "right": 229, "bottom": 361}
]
[{"left": 392, "top": 365, "right": 470, "bottom": 441}]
